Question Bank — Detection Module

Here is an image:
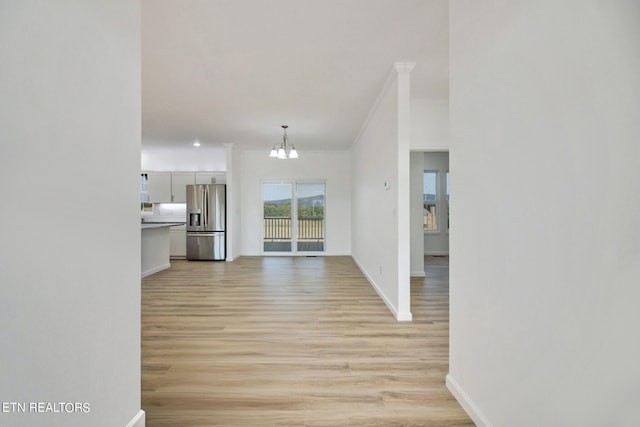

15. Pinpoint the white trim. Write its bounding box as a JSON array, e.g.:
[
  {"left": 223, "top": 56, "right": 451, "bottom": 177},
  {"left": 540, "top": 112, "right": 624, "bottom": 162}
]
[
  {"left": 396, "top": 311, "right": 413, "bottom": 321},
  {"left": 446, "top": 374, "right": 493, "bottom": 427},
  {"left": 396, "top": 62, "right": 414, "bottom": 322},
  {"left": 410, "top": 145, "right": 450, "bottom": 153},
  {"left": 257, "top": 253, "right": 344, "bottom": 257},
  {"left": 424, "top": 251, "right": 449, "bottom": 256},
  {"left": 352, "top": 256, "right": 412, "bottom": 322},
  {"left": 125, "top": 410, "right": 145, "bottom": 427},
  {"left": 238, "top": 252, "right": 352, "bottom": 257},
  {"left": 141, "top": 262, "right": 170, "bottom": 278},
  {"left": 357, "top": 259, "right": 399, "bottom": 318},
  {"left": 410, "top": 270, "right": 426, "bottom": 277}
]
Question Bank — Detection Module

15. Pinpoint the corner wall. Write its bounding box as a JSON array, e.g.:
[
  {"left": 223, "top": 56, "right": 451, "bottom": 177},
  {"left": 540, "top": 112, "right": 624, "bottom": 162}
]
[
  {"left": 226, "top": 144, "right": 243, "bottom": 261},
  {"left": 0, "top": 2, "right": 142, "bottom": 426},
  {"left": 409, "top": 152, "right": 425, "bottom": 277},
  {"left": 448, "top": 1, "right": 640, "bottom": 426},
  {"left": 351, "top": 69, "right": 405, "bottom": 319}
]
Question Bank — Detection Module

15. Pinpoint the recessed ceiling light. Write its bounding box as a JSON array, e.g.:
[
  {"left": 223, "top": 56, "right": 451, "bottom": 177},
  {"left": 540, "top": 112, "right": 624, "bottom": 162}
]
[{"left": 193, "top": 140, "right": 201, "bottom": 147}]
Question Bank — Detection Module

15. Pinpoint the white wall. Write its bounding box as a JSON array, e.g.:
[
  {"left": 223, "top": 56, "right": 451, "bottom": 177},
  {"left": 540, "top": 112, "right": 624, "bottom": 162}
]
[
  {"left": 226, "top": 143, "right": 242, "bottom": 261},
  {"left": 448, "top": 2, "right": 640, "bottom": 426},
  {"left": 141, "top": 143, "right": 226, "bottom": 171},
  {"left": 351, "top": 64, "right": 414, "bottom": 321},
  {"left": 351, "top": 75, "right": 401, "bottom": 317},
  {"left": 409, "top": 152, "right": 425, "bottom": 276},
  {"left": 238, "top": 150, "right": 351, "bottom": 256},
  {"left": 423, "top": 152, "right": 449, "bottom": 255},
  {"left": 411, "top": 99, "right": 449, "bottom": 150},
  {"left": 0, "top": 2, "right": 142, "bottom": 427}
]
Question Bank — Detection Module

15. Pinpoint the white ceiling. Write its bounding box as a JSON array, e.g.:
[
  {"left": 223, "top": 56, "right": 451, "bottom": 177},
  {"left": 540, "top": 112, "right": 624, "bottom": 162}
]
[{"left": 141, "top": 0, "right": 449, "bottom": 152}]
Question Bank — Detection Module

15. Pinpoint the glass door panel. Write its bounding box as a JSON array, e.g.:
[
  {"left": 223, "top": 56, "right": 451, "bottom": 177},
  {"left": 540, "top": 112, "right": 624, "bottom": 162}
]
[
  {"left": 296, "top": 183, "right": 325, "bottom": 252},
  {"left": 263, "top": 182, "right": 293, "bottom": 252}
]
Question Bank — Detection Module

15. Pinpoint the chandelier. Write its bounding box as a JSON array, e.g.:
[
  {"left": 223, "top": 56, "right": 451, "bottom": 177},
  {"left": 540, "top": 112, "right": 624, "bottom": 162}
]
[{"left": 269, "top": 125, "right": 298, "bottom": 159}]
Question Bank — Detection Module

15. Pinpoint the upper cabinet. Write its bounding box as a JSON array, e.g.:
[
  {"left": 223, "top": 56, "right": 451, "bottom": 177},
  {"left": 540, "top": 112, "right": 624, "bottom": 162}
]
[
  {"left": 170, "top": 172, "right": 195, "bottom": 203},
  {"left": 142, "top": 171, "right": 226, "bottom": 203},
  {"left": 147, "top": 172, "right": 172, "bottom": 203}
]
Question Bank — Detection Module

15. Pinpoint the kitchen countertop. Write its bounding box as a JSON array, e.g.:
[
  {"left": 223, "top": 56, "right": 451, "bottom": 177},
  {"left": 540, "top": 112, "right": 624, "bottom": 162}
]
[{"left": 141, "top": 222, "right": 185, "bottom": 230}]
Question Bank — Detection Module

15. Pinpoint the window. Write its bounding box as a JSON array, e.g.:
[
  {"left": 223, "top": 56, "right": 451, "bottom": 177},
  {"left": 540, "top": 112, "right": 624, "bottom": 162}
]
[
  {"left": 424, "top": 170, "right": 450, "bottom": 232},
  {"left": 423, "top": 171, "right": 437, "bottom": 231}
]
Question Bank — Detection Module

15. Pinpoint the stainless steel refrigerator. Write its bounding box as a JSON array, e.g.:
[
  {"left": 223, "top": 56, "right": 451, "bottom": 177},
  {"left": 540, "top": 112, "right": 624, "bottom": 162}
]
[{"left": 186, "top": 184, "right": 226, "bottom": 260}]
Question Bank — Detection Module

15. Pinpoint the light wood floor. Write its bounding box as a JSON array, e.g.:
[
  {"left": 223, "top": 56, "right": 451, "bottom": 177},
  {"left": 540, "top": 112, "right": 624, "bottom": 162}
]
[{"left": 141, "top": 256, "right": 473, "bottom": 426}]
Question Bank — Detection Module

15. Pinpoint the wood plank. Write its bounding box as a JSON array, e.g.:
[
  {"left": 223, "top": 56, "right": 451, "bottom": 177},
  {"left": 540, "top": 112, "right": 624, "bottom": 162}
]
[{"left": 142, "top": 256, "right": 473, "bottom": 426}]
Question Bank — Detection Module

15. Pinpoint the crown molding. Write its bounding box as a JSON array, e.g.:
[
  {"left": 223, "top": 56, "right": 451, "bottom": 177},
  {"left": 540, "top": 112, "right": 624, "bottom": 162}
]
[{"left": 394, "top": 61, "right": 416, "bottom": 74}]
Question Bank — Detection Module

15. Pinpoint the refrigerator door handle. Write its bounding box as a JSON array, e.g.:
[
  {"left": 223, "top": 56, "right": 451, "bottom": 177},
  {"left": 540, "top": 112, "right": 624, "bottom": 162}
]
[{"left": 202, "top": 186, "right": 208, "bottom": 228}]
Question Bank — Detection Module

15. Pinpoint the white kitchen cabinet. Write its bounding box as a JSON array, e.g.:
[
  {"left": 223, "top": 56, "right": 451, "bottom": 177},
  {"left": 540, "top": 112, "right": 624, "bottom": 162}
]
[
  {"left": 143, "top": 171, "right": 223, "bottom": 203},
  {"left": 169, "top": 224, "right": 186, "bottom": 258},
  {"left": 147, "top": 172, "right": 172, "bottom": 203},
  {"left": 170, "top": 172, "right": 195, "bottom": 203},
  {"left": 195, "top": 172, "right": 226, "bottom": 185}
]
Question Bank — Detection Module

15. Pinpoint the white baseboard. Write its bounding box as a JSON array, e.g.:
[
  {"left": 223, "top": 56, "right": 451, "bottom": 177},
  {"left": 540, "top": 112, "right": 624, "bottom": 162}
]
[
  {"left": 240, "top": 252, "right": 353, "bottom": 257},
  {"left": 141, "top": 263, "right": 170, "bottom": 278},
  {"left": 446, "top": 374, "right": 492, "bottom": 427},
  {"left": 369, "top": 277, "right": 402, "bottom": 320},
  {"left": 396, "top": 311, "right": 413, "bottom": 321},
  {"left": 411, "top": 270, "right": 426, "bottom": 277},
  {"left": 351, "top": 256, "right": 412, "bottom": 322},
  {"left": 125, "top": 410, "right": 145, "bottom": 427}
]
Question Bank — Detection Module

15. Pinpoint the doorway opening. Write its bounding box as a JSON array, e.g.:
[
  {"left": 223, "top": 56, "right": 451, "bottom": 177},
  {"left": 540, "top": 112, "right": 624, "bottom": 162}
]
[{"left": 410, "top": 151, "right": 449, "bottom": 280}]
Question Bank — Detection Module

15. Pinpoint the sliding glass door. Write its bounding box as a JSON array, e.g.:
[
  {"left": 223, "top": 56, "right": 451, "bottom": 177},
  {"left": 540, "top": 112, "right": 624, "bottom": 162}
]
[
  {"left": 296, "top": 182, "right": 325, "bottom": 252},
  {"left": 263, "top": 181, "right": 325, "bottom": 254},
  {"left": 263, "top": 182, "right": 293, "bottom": 253}
]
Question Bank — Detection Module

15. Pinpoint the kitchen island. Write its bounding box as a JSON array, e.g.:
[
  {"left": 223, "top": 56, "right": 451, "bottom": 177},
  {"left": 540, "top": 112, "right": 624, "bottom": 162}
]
[{"left": 141, "top": 222, "right": 184, "bottom": 277}]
